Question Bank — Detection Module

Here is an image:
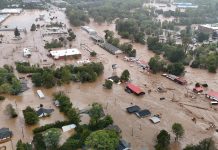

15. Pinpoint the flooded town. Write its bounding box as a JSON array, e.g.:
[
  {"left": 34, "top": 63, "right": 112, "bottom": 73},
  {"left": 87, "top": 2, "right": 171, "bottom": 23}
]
[{"left": 0, "top": 0, "right": 218, "bottom": 150}]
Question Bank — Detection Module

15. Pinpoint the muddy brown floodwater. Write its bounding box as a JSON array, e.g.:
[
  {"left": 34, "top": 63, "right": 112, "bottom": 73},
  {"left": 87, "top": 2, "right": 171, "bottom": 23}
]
[{"left": 0, "top": 7, "right": 218, "bottom": 150}]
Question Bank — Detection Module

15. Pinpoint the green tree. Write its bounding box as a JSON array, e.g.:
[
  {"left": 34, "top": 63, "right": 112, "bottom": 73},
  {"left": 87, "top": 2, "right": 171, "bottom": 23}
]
[
  {"left": 10, "top": 77, "right": 22, "bottom": 95},
  {"left": 89, "top": 103, "right": 103, "bottom": 121},
  {"left": 43, "top": 128, "right": 61, "bottom": 150},
  {"left": 16, "top": 140, "right": 32, "bottom": 150},
  {"left": 148, "top": 56, "right": 165, "bottom": 73},
  {"left": 60, "top": 68, "right": 72, "bottom": 84},
  {"left": 30, "top": 24, "right": 36, "bottom": 31},
  {"left": 155, "top": 130, "right": 171, "bottom": 150},
  {"left": 14, "top": 27, "right": 20, "bottom": 37},
  {"left": 197, "top": 32, "right": 209, "bottom": 42},
  {"left": 33, "top": 133, "right": 46, "bottom": 150},
  {"left": 23, "top": 106, "right": 39, "bottom": 125},
  {"left": 103, "top": 80, "right": 113, "bottom": 89},
  {"left": 66, "top": 108, "right": 80, "bottom": 125},
  {"left": 5, "top": 104, "right": 17, "bottom": 118},
  {"left": 172, "top": 123, "right": 184, "bottom": 141},
  {"left": 167, "top": 63, "right": 185, "bottom": 76},
  {"left": 90, "top": 51, "right": 97, "bottom": 57},
  {"left": 42, "top": 71, "right": 56, "bottom": 88},
  {"left": 120, "top": 70, "right": 130, "bottom": 82},
  {"left": 183, "top": 138, "right": 216, "bottom": 150},
  {"left": 85, "top": 130, "right": 119, "bottom": 150},
  {"left": 32, "top": 73, "right": 43, "bottom": 87}
]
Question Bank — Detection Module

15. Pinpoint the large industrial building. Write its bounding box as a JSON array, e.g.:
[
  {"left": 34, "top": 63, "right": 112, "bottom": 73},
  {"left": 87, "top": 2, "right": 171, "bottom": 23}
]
[{"left": 198, "top": 24, "right": 218, "bottom": 34}]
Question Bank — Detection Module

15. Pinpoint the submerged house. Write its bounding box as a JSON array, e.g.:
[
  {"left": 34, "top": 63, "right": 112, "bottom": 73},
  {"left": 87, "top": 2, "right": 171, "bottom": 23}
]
[
  {"left": 117, "top": 139, "right": 131, "bottom": 150},
  {"left": 126, "top": 83, "right": 145, "bottom": 96},
  {"left": 206, "top": 91, "right": 218, "bottom": 101},
  {"left": 126, "top": 105, "right": 141, "bottom": 114},
  {"left": 100, "top": 42, "right": 123, "bottom": 55},
  {"left": 193, "top": 86, "right": 204, "bottom": 93},
  {"left": 135, "top": 109, "right": 151, "bottom": 118},
  {"left": 0, "top": 128, "right": 13, "bottom": 143},
  {"left": 36, "top": 107, "right": 54, "bottom": 117},
  {"left": 162, "top": 74, "right": 187, "bottom": 85},
  {"left": 90, "top": 34, "right": 104, "bottom": 43}
]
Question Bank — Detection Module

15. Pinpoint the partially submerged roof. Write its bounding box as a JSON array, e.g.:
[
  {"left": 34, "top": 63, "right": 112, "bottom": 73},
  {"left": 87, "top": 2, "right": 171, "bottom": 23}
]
[
  {"left": 207, "top": 91, "right": 218, "bottom": 100},
  {"left": 150, "top": 116, "right": 160, "bottom": 124},
  {"left": 193, "top": 86, "right": 204, "bottom": 92},
  {"left": 50, "top": 49, "right": 81, "bottom": 59},
  {"left": 126, "top": 105, "right": 140, "bottom": 113},
  {"left": 0, "top": 128, "right": 12, "bottom": 140},
  {"left": 117, "top": 139, "right": 131, "bottom": 150},
  {"left": 126, "top": 83, "right": 145, "bottom": 95},
  {"left": 136, "top": 109, "right": 151, "bottom": 118},
  {"left": 36, "top": 107, "right": 54, "bottom": 117},
  {"left": 100, "top": 42, "right": 122, "bottom": 54}
]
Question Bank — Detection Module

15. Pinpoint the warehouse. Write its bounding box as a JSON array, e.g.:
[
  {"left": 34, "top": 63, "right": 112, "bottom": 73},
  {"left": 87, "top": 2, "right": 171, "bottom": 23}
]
[{"left": 50, "top": 48, "right": 81, "bottom": 59}]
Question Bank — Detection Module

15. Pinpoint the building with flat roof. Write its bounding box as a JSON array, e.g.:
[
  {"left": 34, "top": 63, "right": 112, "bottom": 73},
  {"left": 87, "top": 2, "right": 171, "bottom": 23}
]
[
  {"left": 0, "top": 8, "right": 23, "bottom": 14},
  {"left": 50, "top": 49, "right": 81, "bottom": 59},
  {"left": 23, "top": 0, "right": 42, "bottom": 3},
  {"left": 198, "top": 24, "right": 218, "bottom": 34}
]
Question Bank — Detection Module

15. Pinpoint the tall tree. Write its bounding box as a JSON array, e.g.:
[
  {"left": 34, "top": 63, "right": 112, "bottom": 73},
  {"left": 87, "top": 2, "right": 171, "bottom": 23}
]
[
  {"left": 85, "top": 130, "right": 119, "bottom": 150},
  {"left": 120, "top": 70, "right": 130, "bottom": 82},
  {"left": 14, "top": 27, "right": 20, "bottom": 37},
  {"left": 172, "top": 123, "right": 184, "bottom": 141},
  {"left": 43, "top": 128, "right": 61, "bottom": 150},
  {"left": 155, "top": 130, "right": 171, "bottom": 150}
]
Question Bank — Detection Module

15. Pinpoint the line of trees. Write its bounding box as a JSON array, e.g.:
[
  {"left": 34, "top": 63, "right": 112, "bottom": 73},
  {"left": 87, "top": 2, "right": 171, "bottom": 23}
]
[
  {"left": 0, "top": 66, "right": 22, "bottom": 95},
  {"left": 16, "top": 62, "right": 104, "bottom": 88}
]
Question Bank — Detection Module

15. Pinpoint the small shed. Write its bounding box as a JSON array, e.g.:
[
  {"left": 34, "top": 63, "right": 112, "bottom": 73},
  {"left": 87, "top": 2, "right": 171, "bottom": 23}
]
[
  {"left": 126, "top": 105, "right": 140, "bottom": 114},
  {"left": 62, "top": 124, "right": 76, "bottom": 132},
  {"left": 37, "top": 90, "right": 45, "bottom": 99},
  {"left": 135, "top": 109, "right": 151, "bottom": 118}
]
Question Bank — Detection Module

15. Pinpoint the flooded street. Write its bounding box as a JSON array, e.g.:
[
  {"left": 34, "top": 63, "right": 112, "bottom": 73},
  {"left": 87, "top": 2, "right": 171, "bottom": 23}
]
[{"left": 0, "top": 7, "right": 218, "bottom": 150}]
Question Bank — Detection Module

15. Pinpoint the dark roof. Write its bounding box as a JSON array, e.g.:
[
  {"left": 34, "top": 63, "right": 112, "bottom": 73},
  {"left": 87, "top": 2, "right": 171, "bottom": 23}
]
[
  {"left": 0, "top": 128, "right": 12, "bottom": 140},
  {"left": 126, "top": 83, "right": 145, "bottom": 95},
  {"left": 100, "top": 42, "right": 120, "bottom": 54},
  {"left": 136, "top": 109, "right": 151, "bottom": 118},
  {"left": 36, "top": 108, "right": 54, "bottom": 116},
  {"left": 117, "top": 140, "right": 130, "bottom": 150},
  {"left": 126, "top": 105, "right": 140, "bottom": 113},
  {"left": 90, "top": 34, "right": 104, "bottom": 42}
]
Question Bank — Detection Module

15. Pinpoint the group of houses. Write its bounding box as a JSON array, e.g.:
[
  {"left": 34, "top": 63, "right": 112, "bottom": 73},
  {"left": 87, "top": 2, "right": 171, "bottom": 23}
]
[{"left": 126, "top": 105, "right": 160, "bottom": 124}]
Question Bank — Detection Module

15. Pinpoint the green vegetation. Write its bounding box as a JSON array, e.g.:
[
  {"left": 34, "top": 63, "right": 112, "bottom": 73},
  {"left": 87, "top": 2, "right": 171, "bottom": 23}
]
[
  {"left": 90, "top": 51, "right": 97, "bottom": 57},
  {"left": 191, "top": 44, "right": 218, "bottom": 73},
  {"left": 5, "top": 104, "right": 17, "bottom": 118},
  {"left": 30, "top": 24, "right": 36, "bottom": 31},
  {"left": 116, "top": 19, "right": 145, "bottom": 44},
  {"left": 120, "top": 70, "right": 130, "bottom": 82},
  {"left": 53, "top": 92, "right": 81, "bottom": 125},
  {"left": 16, "top": 140, "right": 32, "bottom": 150},
  {"left": 172, "top": 123, "right": 184, "bottom": 141},
  {"left": 44, "top": 39, "right": 63, "bottom": 49},
  {"left": 33, "top": 121, "right": 72, "bottom": 134},
  {"left": 103, "top": 80, "right": 113, "bottom": 89},
  {"left": 65, "top": 7, "right": 90, "bottom": 26},
  {"left": 15, "top": 62, "right": 104, "bottom": 88},
  {"left": 167, "top": 63, "right": 185, "bottom": 76},
  {"left": 155, "top": 130, "right": 171, "bottom": 150},
  {"left": 196, "top": 32, "right": 209, "bottom": 42},
  {"left": 33, "top": 128, "right": 61, "bottom": 150},
  {"left": 104, "top": 30, "right": 136, "bottom": 57},
  {"left": 183, "top": 138, "right": 216, "bottom": 150},
  {"left": 14, "top": 28, "right": 20, "bottom": 37},
  {"left": 148, "top": 56, "right": 166, "bottom": 74},
  {"left": 0, "top": 96, "right": 5, "bottom": 101},
  {"left": 85, "top": 130, "right": 119, "bottom": 150},
  {"left": 0, "top": 67, "right": 22, "bottom": 95},
  {"left": 67, "top": 29, "right": 76, "bottom": 41},
  {"left": 23, "top": 106, "right": 39, "bottom": 125},
  {"left": 60, "top": 102, "right": 114, "bottom": 150},
  {"left": 16, "top": 62, "right": 42, "bottom": 73}
]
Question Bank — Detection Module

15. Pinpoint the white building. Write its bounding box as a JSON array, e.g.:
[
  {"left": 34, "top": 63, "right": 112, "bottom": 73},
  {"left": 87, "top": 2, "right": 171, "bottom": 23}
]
[
  {"left": 0, "top": 8, "right": 23, "bottom": 14},
  {"left": 23, "top": 48, "right": 31, "bottom": 57},
  {"left": 62, "top": 124, "right": 76, "bottom": 132},
  {"left": 37, "top": 90, "right": 45, "bottom": 99},
  {"left": 50, "top": 49, "right": 81, "bottom": 59}
]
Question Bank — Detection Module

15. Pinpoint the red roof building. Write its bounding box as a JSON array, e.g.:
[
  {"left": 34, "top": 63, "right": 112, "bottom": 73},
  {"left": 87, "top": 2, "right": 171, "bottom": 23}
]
[
  {"left": 193, "top": 86, "right": 204, "bottom": 93},
  {"left": 126, "top": 83, "right": 145, "bottom": 96},
  {"left": 206, "top": 91, "right": 218, "bottom": 101}
]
